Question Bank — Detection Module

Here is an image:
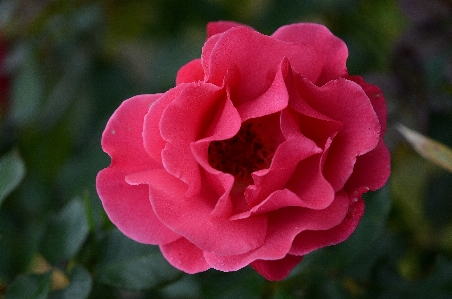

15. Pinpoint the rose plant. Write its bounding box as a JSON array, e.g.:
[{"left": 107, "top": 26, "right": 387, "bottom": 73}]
[{"left": 97, "top": 21, "right": 390, "bottom": 281}]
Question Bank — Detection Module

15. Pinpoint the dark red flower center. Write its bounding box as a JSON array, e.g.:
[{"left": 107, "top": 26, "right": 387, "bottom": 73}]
[{"left": 208, "top": 120, "right": 276, "bottom": 186}]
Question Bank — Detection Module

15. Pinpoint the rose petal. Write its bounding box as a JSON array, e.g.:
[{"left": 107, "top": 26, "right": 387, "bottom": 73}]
[
  {"left": 289, "top": 196, "right": 365, "bottom": 255},
  {"left": 245, "top": 134, "right": 322, "bottom": 207},
  {"left": 250, "top": 255, "right": 303, "bottom": 281},
  {"left": 160, "top": 237, "right": 210, "bottom": 274},
  {"left": 176, "top": 59, "right": 204, "bottom": 85},
  {"left": 295, "top": 77, "right": 381, "bottom": 191},
  {"left": 345, "top": 139, "right": 391, "bottom": 192},
  {"left": 285, "top": 154, "right": 336, "bottom": 209},
  {"left": 97, "top": 95, "right": 180, "bottom": 245},
  {"left": 283, "top": 70, "right": 343, "bottom": 145},
  {"left": 134, "top": 169, "right": 268, "bottom": 256},
  {"left": 345, "top": 75, "right": 388, "bottom": 134},
  {"left": 236, "top": 57, "right": 290, "bottom": 121},
  {"left": 272, "top": 23, "right": 348, "bottom": 85},
  {"left": 204, "top": 26, "right": 322, "bottom": 102},
  {"left": 190, "top": 95, "right": 243, "bottom": 218},
  {"left": 201, "top": 32, "right": 222, "bottom": 77},
  {"left": 143, "top": 84, "right": 187, "bottom": 163},
  {"left": 159, "top": 82, "right": 224, "bottom": 196},
  {"left": 204, "top": 190, "right": 349, "bottom": 271}
]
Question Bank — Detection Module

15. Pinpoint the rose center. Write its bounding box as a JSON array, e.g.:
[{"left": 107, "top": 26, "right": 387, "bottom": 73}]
[{"left": 208, "top": 121, "right": 276, "bottom": 186}]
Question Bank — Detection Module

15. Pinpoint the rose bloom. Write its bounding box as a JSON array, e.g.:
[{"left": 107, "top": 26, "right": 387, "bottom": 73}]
[{"left": 97, "top": 21, "right": 390, "bottom": 281}]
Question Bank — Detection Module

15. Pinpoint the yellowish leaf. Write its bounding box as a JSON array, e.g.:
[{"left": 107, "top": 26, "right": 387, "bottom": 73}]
[{"left": 397, "top": 124, "right": 452, "bottom": 173}]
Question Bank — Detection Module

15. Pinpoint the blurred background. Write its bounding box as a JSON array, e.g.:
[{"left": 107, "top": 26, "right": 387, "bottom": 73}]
[{"left": 0, "top": 0, "right": 452, "bottom": 298}]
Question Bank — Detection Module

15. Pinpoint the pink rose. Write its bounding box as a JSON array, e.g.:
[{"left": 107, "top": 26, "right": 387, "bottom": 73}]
[{"left": 96, "top": 21, "right": 390, "bottom": 281}]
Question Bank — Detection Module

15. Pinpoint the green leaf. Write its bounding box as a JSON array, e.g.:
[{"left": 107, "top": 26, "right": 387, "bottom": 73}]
[
  {"left": 397, "top": 123, "right": 452, "bottom": 173},
  {"left": 198, "top": 268, "right": 264, "bottom": 299},
  {"left": 0, "top": 150, "right": 26, "bottom": 208},
  {"left": 5, "top": 272, "right": 52, "bottom": 299},
  {"left": 375, "top": 256, "right": 452, "bottom": 299},
  {"left": 40, "top": 198, "right": 89, "bottom": 264},
  {"left": 94, "top": 229, "right": 181, "bottom": 291},
  {"left": 9, "top": 52, "right": 43, "bottom": 126},
  {"left": 49, "top": 265, "right": 92, "bottom": 299}
]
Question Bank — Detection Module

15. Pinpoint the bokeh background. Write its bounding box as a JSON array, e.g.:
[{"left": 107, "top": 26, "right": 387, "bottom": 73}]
[{"left": 1, "top": 0, "right": 452, "bottom": 298}]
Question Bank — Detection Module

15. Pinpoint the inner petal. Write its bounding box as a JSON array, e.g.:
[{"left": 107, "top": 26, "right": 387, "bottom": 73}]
[{"left": 208, "top": 113, "right": 282, "bottom": 191}]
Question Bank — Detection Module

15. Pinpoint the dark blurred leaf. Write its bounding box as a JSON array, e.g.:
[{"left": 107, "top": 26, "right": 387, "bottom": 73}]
[
  {"left": 425, "top": 172, "right": 452, "bottom": 228},
  {"left": 40, "top": 198, "right": 89, "bottom": 265},
  {"left": 198, "top": 268, "right": 264, "bottom": 299},
  {"left": 159, "top": 275, "right": 201, "bottom": 299},
  {"left": 338, "top": 185, "right": 393, "bottom": 279},
  {"left": 376, "top": 256, "right": 452, "bottom": 299},
  {"left": 0, "top": 150, "right": 25, "bottom": 208},
  {"left": 9, "top": 52, "right": 43, "bottom": 126},
  {"left": 94, "top": 229, "right": 180, "bottom": 291},
  {"left": 49, "top": 265, "right": 92, "bottom": 299},
  {"left": 5, "top": 271, "right": 51, "bottom": 299}
]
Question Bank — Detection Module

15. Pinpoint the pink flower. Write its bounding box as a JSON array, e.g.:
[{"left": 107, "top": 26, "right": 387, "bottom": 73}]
[{"left": 96, "top": 21, "right": 390, "bottom": 281}]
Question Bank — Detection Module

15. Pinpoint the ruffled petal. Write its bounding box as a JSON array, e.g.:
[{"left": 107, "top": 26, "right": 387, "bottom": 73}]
[
  {"left": 295, "top": 77, "right": 381, "bottom": 191},
  {"left": 143, "top": 84, "right": 187, "bottom": 163},
  {"left": 190, "top": 95, "right": 243, "bottom": 218},
  {"left": 236, "top": 57, "right": 290, "bottom": 121},
  {"left": 244, "top": 134, "right": 322, "bottom": 207},
  {"left": 289, "top": 196, "right": 365, "bottom": 255},
  {"left": 250, "top": 255, "right": 303, "bottom": 281},
  {"left": 345, "top": 75, "right": 388, "bottom": 134},
  {"left": 159, "top": 82, "right": 224, "bottom": 196},
  {"left": 97, "top": 95, "right": 180, "bottom": 245},
  {"left": 204, "top": 190, "right": 349, "bottom": 272},
  {"left": 204, "top": 26, "right": 323, "bottom": 102},
  {"left": 160, "top": 238, "right": 210, "bottom": 274},
  {"left": 345, "top": 139, "right": 391, "bottom": 192},
  {"left": 272, "top": 23, "right": 348, "bottom": 85},
  {"left": 176, "top": 59, "right": 204, "bottom": 85},
  {"left": 285, "top": 154, "right": 336, "bottom": 209},
  {"left": 130, "top": 169, "right": 268, "bottom": 256}
]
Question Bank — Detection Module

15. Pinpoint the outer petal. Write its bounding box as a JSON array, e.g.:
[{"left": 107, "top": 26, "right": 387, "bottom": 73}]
[
  {"left": 128, "top": 169, "right": 268, "bottom": 256},
  {"left": 289, "top": 196, "right": 365, "bottom": 255},
  {"left": 272, "top": 23, "right": 348, "bottom": 85},
  {"left": 294, "top": 77, "right": 381, "bottom": 191},
  {"left": 250, "top": 255, "right": 303, "bottom": 281},
  {"left": 345, "top": 139, "right": 391, "bottom": 192},
  {"left": 143, "top": 84, "right": 187, "bottom": 163},
  {"left": 176, "top": 59, "right": 204, "bottom": 85},
  {"left": 160, "top": 238, "right": 210, "bottom": 274},
  {"left": 345, "top": 75, "right": 388, "bottom": 134},
  {"left": 204, "top": 190, "right": 350, "bottom": 272},
  {"left": 204, "top": 26, "right": 323, "bottom": 102},
  {"left": 96, "top": 95, "right": 180, "bottom": 245}
]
